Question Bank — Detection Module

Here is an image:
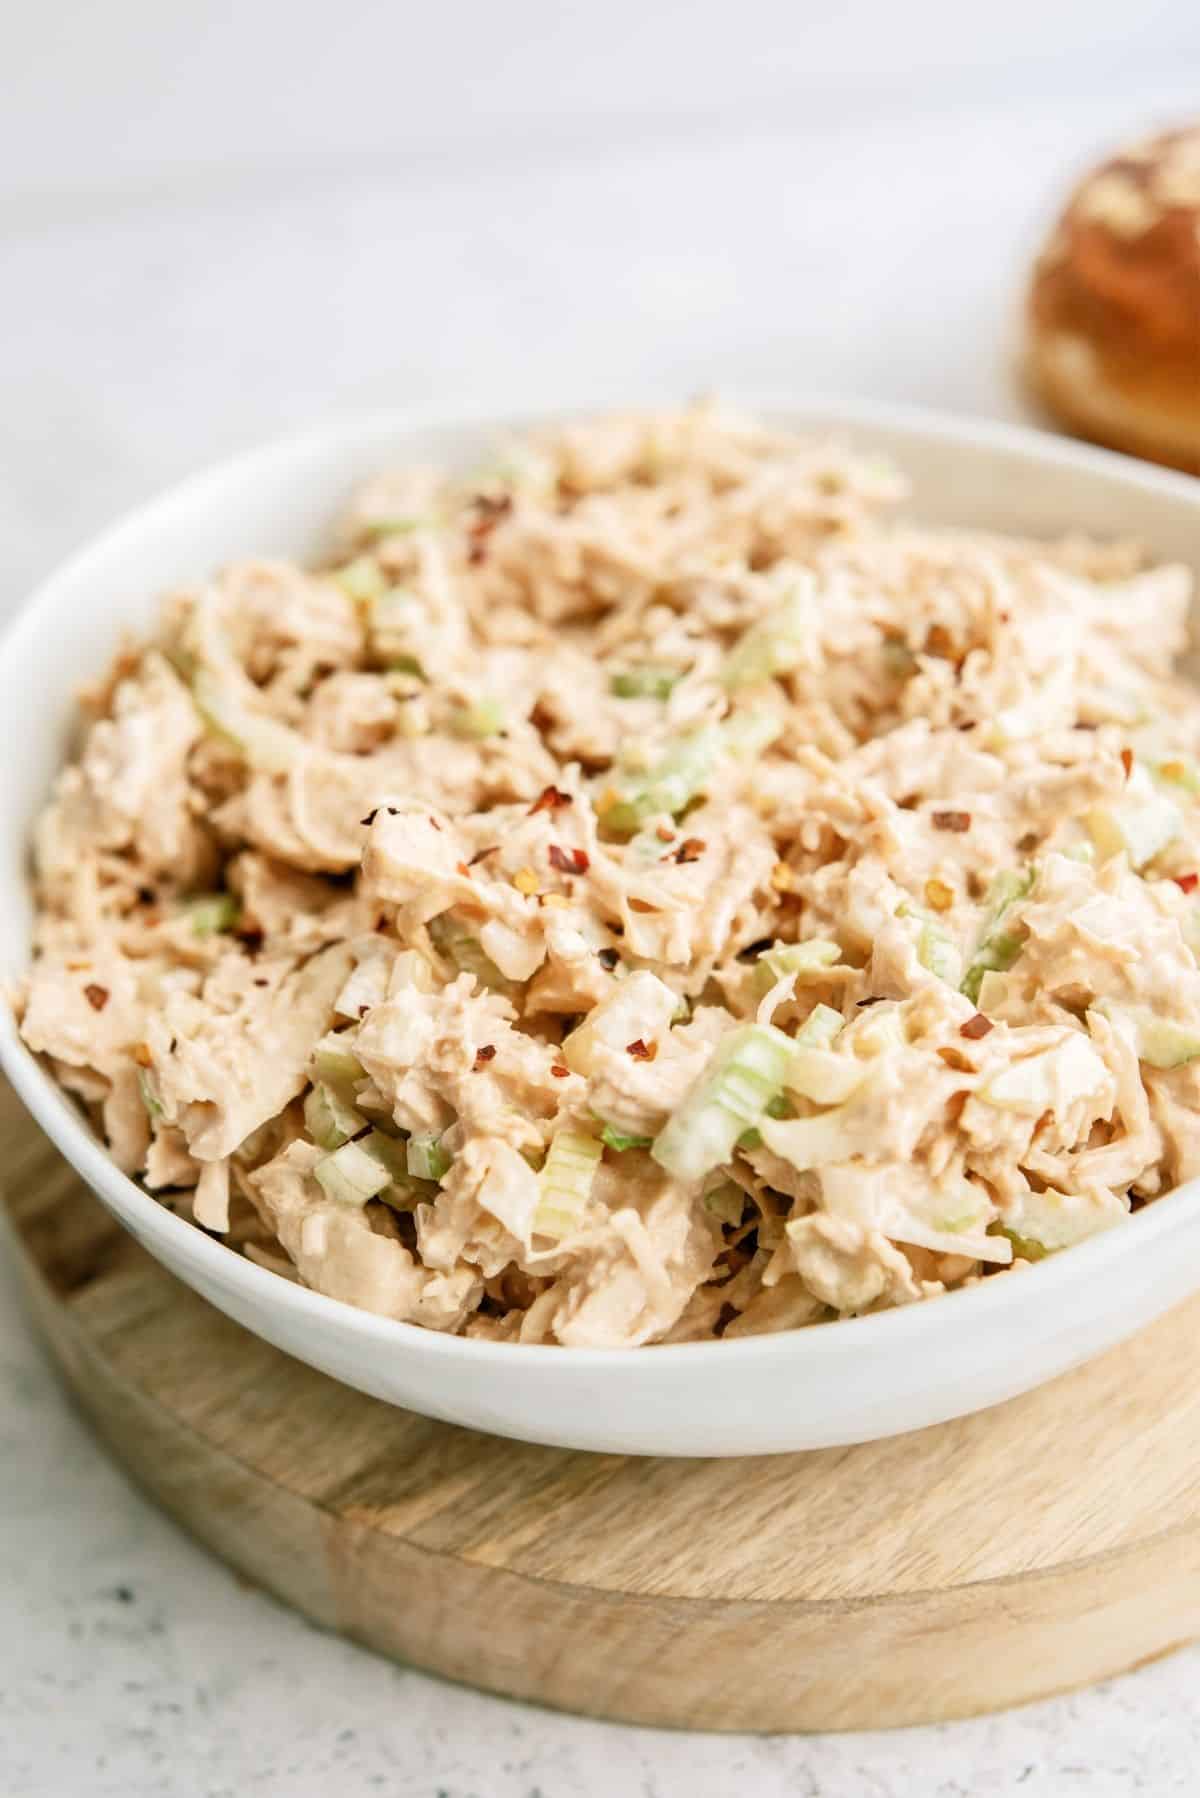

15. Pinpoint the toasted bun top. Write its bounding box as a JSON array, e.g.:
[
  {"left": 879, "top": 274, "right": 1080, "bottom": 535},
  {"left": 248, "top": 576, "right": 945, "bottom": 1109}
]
[{"left": 1030, "top": 125, "right": 1200, "bottom": 363}]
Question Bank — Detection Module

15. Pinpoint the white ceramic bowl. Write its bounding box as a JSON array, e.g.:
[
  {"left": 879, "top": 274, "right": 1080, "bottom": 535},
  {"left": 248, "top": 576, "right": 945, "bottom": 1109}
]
[{"left": 5, "top": 399, "right": 1200, "bottom": 1457}]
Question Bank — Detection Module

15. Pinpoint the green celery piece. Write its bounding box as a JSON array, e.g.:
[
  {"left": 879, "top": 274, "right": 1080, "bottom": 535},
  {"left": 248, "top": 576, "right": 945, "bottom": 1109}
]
[
  {"left": 332, "top": 556, "right": 388, "bottom": 604},
  {"left": 449, "top": 698, "right": 505, "bottom": 739},
  {"left": 304, "top": 1082, "right": 366, "bottom": 1152},
  {"left": 600, "top": 709, "right": 781, "bottom": 834},
  {"left": 186, "top": 893, "right": 241, "bottom": 938},
  {"left": 723, "top": 580, "right": 814, "bottom": 688},
  {"left": 598, "top": 1121, "right": 653, "bottom": 1152},
  {"left": 961, "top": 868, "right": 1036, "bottom": 1005},
  {"left": 794, "top": 1003, "right": 845, "bottom": 1049},
  {"left": 610, "top": 668, "right": 680, "bottom": 700},
  {"left": 652, "top": 1023, "right": 796, "bottom": 1182},
  {"left": 406, "top": 1133, "right": 451, "bottom": 1182}
]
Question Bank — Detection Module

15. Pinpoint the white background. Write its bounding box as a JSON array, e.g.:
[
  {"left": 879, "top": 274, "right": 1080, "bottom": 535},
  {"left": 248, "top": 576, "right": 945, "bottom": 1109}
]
[{"left": 4, "top": 3, "right": 1200, "bottom": 1792}]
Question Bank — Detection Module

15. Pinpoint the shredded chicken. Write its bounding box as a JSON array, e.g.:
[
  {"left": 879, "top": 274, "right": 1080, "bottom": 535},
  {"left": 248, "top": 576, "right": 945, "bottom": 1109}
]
[{"left": 18, "top": 403, "right": 1200, "bottom": 1343}]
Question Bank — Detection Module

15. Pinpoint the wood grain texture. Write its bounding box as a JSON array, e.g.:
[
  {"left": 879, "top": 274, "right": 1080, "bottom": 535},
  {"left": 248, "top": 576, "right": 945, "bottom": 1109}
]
[{"left": 3, "top": 1078, "right": 1199, "bottom": 1732}]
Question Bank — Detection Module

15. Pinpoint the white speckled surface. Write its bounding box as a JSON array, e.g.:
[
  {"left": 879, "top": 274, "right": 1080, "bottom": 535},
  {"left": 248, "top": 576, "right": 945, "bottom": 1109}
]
[{"left": 5, "top": 6, "right": 1200, "bottom": 1789}]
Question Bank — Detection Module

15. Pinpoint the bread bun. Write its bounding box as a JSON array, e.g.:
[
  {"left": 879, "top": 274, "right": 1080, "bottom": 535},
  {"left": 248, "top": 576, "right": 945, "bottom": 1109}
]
[{"left": 1026, "top": 125, "right": 1200, "bottom": 473}]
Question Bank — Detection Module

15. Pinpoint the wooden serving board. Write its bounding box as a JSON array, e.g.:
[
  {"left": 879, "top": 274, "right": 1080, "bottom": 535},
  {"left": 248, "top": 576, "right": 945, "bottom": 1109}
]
[{"left": 5, "top": 1078, "right": 1200, "bottom": 1732}]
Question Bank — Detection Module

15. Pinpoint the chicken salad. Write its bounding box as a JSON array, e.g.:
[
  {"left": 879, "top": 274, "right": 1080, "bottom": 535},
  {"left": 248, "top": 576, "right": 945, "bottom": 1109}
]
[{"left": 18, "top": 404, "right": 1200, "bottom": 1345}]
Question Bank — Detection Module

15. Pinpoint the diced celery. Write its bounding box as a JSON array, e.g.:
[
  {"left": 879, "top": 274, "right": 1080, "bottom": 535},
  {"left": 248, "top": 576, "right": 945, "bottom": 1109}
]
[
  {"left": 703, "top": 1181, "right": 746, "bottom": 1226},
  {"left": 723, "top": 578, "right": 815, "bottom": 688},
  {"left": 428, "top": 916, "right": 514, "bottom": 997},
  {"left": 313, "top": 1137, "right": 393, "bottom": 1205},
  {"left": 852, "top": 1004, "right": 906, "bottom": 1056},
  {"left": 721, "top": 707, "right": 784, "bottom": 761},
  {"left": 597, "top": 1121, "right": 653, "bottom": 1152},
  {"left": 361, "top": 514, "right": 433, "bottom": 541},
  {"left": 406, "top": 1132, "right": 451, "bottom": 1182},
  {"left": 1094, "top": 999, "right": 1200, "bottom": 1070},
  {"left": 1086, "top": 768, "right": 1182, "bottom": 870},
  {"left": 917, "top": 922, "right": 962, "bottom": 986},
  {"left": 448, "top": 698, "right": 505, "bottom": 740},
  {"left": 993, "top": 1184, "right": 1127, "bottom": 1253},
  {"left": 652, "top": 1023, "right": 796, "bottom": 1182},
  {"left": 992, "top": 1225, "right": 1050, "bottom": 1262},
  {"left": 534, "top": 1129, "right": 602, "bottom": 1239},
  {"left": 304, "top": 1082, "right": 366, "bottom": 1152},
  {"left": 137, "top": 1067, "right": 164, "bottom": 1120},
  {"left": 961, "top": 868, "right": 1036, "bottom": 1004},
  {"left": 311, "top": 1031, "right": 366, "bottom": 1093},
  {"left": 786, "top": 1047, "right": 863, "bottom": 1107},
  {"left": 961, "top": 932, "right": 1022, "bottom": 1004},
  {"left": 754, "top": 939, "right": 840, "bottom": 995},
  {"left": 600, "top": 726, "right": 722, "bottom": 833},
  {"left": 599, "top": 710, "right": 781, "bottom": 834},
  {"left": 794, "top": 1003, "right": 845, "bottom": 1049},
  {"left": 186, "top": 893, "right": 241, "bottom": 937},
  {"left": 332, "top": 556, "right": 388, "bottom": 604},
  {"left": 894, "top": 900, "right": 961, "bottom": 987},
  {"left": 610, "top": 668, "right": 680, "bottom": 700}
]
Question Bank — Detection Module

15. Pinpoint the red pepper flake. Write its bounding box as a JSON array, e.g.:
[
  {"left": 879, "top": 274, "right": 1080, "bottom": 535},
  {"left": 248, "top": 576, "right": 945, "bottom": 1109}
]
[
  {"left": 550, "top": 1064, "right": 570, "bottom": 1079},
  {"left": 83, "top": 984, "right": 109, "bottom": 1012},
  {"left": 931, "top": 810, "right": 971, "bottom": 833},
  {"left": 628, "top": 897, "right": 657, "bottom": 913},
  {"left": 467, "top": 494, "right": 513, "bottom": 561},
  {"left": 456, "top": 861, "right": 473, "bottom": 878},
  {"left": 1121, "top": 747, "right": 1134, "bottom": 780},
  {"left": 1176, "top": 873, "right": 1200, "bottom": 894},
  {"left": 428, "top": 816, "right": 442, "bottom": 832},
  {"left": 655, "top": 824, "right": 676, "bottom": 843},
  {"left": 473, "top": 1044, "right": 497, "bottom": 1070},
  {"left": 548, "top": 844, "right": 589, "bottom": 875},
  {"left": 960, "top": 1013, "right": 994, "bottom": 1040},
  {"left": 474, "top": 491, "right": 513, "bottom": 520},
  {"left": 626, "top": 1038, "right": 657, "bottom": 1061},
  {"left": 675, "top": 836, "right": 706, "bottom": 864},
  {"left": 529, "top": 785, "right": 571, "bottom": 815}
]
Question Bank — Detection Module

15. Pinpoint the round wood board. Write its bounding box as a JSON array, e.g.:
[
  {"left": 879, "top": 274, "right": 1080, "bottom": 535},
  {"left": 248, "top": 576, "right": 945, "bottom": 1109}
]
[{"left": 4, "top": 1080, "right": 1200, "bottom": 1732}]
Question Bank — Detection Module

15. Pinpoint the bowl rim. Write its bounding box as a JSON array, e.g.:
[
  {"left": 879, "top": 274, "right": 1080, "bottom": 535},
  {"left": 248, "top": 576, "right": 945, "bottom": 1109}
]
[{"left": 5, "top": 390, "right": 1200, "bottom": 1372}]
